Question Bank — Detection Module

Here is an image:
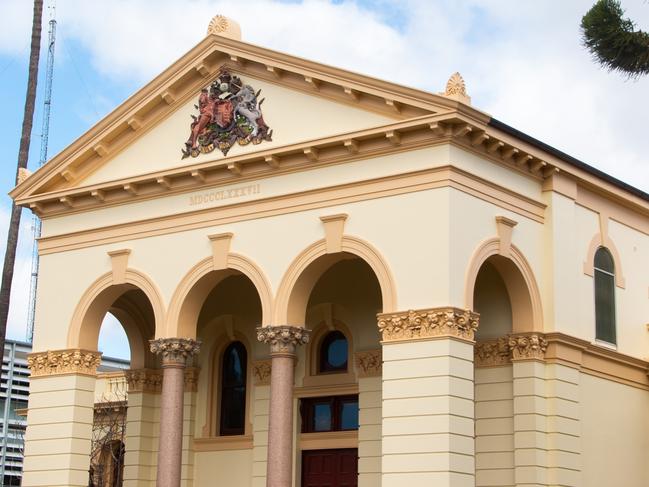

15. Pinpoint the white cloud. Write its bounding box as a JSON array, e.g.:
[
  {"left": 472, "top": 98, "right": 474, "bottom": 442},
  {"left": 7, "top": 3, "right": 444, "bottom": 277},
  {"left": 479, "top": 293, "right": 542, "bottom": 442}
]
[
  {"left": 1, "top": 0, "right": 647, "bottom": 192},
  {"left": 98, "top": 312, "right": 131, "bottom": 361}
]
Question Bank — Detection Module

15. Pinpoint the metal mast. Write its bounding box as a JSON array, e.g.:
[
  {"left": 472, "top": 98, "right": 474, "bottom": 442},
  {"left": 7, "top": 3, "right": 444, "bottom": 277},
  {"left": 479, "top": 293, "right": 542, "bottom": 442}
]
[{"left": 26, "top": 5, "right": 56, "bottom": 342}]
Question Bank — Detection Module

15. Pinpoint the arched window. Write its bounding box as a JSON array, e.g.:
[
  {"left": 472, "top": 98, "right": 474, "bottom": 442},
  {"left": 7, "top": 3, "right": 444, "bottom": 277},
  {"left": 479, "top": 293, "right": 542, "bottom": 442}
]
[
  {"left": 594, "top": 247, "right": 616, "bottom": 345},
  {"left": 219, "top": 341, "right": 247, "bottom": 436},
  {"left": 319, "top": 331, "right": 348, "bottom": 373}
]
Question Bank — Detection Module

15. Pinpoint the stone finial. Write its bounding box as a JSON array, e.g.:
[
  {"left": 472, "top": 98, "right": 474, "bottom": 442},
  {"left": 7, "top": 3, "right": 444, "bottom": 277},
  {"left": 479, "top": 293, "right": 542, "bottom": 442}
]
[
  {"left": 256, "top": 325, "right": 310, "bottom": 355},
  {"left": 207, "top": 15, "right": 242, "bottom": 40},
  {"left": 442, "top": 72, "right": 471, "bottom": 105},
  {"left": 17, "top": 167, "right": 32, "bottom": 185}
]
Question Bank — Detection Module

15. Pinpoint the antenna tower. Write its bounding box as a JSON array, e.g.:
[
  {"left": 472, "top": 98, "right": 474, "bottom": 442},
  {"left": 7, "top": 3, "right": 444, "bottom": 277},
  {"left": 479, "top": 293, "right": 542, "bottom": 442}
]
[{"left": 27, "top": 3, "right": 56, "bottom": 342}]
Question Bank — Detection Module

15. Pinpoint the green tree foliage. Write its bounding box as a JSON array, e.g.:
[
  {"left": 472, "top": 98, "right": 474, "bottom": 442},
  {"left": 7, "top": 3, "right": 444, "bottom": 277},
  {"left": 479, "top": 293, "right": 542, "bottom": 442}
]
[{"left": 581, "top": 0, "right": 649, "bottom": 77}]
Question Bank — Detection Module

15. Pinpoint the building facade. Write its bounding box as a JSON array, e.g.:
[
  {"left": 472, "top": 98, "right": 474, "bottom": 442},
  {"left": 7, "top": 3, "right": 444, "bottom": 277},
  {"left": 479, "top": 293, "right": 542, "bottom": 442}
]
[{"left": 10, "top": 15, "right": 649, "bottom": 487}]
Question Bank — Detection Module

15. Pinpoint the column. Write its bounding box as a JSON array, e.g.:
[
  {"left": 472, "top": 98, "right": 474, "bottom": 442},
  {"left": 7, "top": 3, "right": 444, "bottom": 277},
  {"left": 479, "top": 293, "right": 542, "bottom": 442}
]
[
  {"left": 379, "top": 308, "right": 479, "bottom": 487},
  {"left": 150, "top": 338, "right": 200, "bottom": 487},
  {"left": 256, "top": 326, "right": 310, "bottom": 487},
  {"left": 123, "top": 369, "right": 163, "bottom": 487},
  {"left": 510, "top": 334, "right": 549, "bottom": 487},
  {"left": 22, "top": 349, "right": 101, "bottom": 487}
]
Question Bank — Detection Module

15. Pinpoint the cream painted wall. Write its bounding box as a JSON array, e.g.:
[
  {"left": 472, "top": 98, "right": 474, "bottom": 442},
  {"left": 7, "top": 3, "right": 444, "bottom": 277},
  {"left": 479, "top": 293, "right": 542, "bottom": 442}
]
[
  {"left": 580, "top": 374, "right": 649, "bottom": 486},
  {"left": 80, "top": 75, "right": 395, "bottom": 187},
  {"left": 34, "top": 187, "right": 455, "bottom": 350},
  {"left": 194, "top": 450, "right": 252, "bottom": 486},
  {"left": 42, "top": 145, "right": 451, "bottom": 237}
]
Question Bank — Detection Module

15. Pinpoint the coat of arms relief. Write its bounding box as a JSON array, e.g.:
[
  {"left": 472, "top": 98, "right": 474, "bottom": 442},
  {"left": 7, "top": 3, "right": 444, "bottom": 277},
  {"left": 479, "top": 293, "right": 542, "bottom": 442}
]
[{"left": 182, "top": 69, "right": 273, "bottom": 158}]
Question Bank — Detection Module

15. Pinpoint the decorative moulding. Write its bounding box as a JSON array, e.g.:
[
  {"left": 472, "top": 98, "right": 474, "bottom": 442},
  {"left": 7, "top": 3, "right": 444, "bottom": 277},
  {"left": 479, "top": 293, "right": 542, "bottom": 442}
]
[
  {"left": 27, "top": 349, "right": 102, "bottom": 377},
  {"left": 377, "top": 307, "right": 479, "bottom": 343},
  {"left": 508, "top": 333, "right": 548, "bottom": 361},
  {"left": 252, "top": 359, "right": 272, "bottom": 385},
  {"left": 474, "top": 338, "right": 511, "bottom": 367},
  {"left": 354, "top": 349, "right": 382, "bottom": 377},
  {"left": 474, "top": 333, "right": 548, "bottom": 366},
  {"left": 319, "top": 213, "right": 348, "bottom": 254}
]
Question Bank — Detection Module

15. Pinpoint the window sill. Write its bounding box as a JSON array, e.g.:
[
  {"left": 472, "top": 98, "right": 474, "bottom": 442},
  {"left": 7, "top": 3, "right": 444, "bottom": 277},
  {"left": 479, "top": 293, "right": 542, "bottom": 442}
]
[
  {"left": 299, "top": 430, "right": 358, "bottom": 451},
  {"left": 594, "top": 339, "right": 617, "bottom": 351},
  {"left": 193, "top": 435, "right": 253, "bottom": 452}
]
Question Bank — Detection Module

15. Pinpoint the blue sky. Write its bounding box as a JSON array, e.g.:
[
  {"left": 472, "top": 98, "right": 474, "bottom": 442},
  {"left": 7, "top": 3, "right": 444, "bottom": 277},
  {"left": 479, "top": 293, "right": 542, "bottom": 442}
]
[{"left": 1, "top": 0, "right": 648, "bottom": 359}]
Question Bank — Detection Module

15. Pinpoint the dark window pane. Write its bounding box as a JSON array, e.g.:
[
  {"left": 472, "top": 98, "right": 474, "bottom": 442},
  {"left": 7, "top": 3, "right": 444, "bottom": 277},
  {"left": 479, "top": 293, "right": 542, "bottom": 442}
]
[
  {"left": 340, "top": 400, "right": 359, "bottom": 430},
  {"left": 220, "top": 342, "right": 247, "bottom": 435},
  {"left": 594, "top": 247, "right": 614, "bottom": 273},
  {"left": 595, "top": 270, "right": 616, "bottom": 344},
  {"left": 319, "top": 331, "right": 348, "bottom": 373},
  {"left": 313, "top": 403, "right": 333, "bottom": 432}
]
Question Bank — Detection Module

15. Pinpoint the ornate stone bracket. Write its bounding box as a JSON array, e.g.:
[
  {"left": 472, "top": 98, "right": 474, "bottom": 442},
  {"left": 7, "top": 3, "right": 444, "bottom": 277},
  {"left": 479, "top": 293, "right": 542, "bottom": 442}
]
[
  {"left": 354, "top": 350, "right": 382, "bottom": 377},
  {"left": 150, "top": 338, "right": 201, "bottom": 366},
  {"left": 474, "top": 333, "right": 548, "bottom": 366},
  {"left": 27, "top": 349, "right": 102, "bottom": 377},
  {"left": 252, "top": 360, "right": 272, "bottom": 385},
  {"left": 256, "top": 326, "right": 311, "bottom": 355},
  {"left": 377, "top": 307, "right": 479, "bottom": 343}
]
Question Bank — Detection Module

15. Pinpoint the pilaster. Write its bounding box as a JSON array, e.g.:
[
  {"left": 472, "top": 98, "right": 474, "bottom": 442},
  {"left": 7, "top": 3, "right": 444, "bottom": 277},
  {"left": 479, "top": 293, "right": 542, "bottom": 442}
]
[
  {"left": 251, "top": 360, "right": 271, "bottom": 487},
  {"left": 23, "top": 349, "right": 101, "bottom": 487},
  {"left": 355, "top": 350, "right": 382, "bottom": 487},
  {"left": 379, "top": 307, "right": 478, "bottom": 487}
]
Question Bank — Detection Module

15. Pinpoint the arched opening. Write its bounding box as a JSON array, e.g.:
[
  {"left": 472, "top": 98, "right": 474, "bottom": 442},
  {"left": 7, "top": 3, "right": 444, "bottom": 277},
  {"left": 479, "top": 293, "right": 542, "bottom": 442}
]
[
  {"left": 191, "top": 271, "right": 262, "bottom": 438},
  {"left": 76, "top": 281, "right": 157, "bottom": 487},
  {"left": 472, "top": 253, "right": 538, "bottom": 487},
  {"left": 292, "top": 254, "right": 383, "bottom": 485}
]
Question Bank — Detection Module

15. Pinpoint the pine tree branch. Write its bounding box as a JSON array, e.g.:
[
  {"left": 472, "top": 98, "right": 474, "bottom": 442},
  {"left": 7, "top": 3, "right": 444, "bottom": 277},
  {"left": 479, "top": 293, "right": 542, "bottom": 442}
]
[{"left": 581, "top": 0, "right": 649, "bottom": 78}]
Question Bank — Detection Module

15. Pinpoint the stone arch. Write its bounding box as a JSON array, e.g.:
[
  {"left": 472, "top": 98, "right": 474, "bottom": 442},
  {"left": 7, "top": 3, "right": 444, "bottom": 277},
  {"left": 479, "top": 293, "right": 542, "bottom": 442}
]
[
  {"left": 582, "top": 233, "right": 626, "bottom": 288},
  {"left": 274, "top": 236, "right": 396, "bottom": 327},
  {"left": 166, "top": 253, "right": 272, "bottom": 339},
  {"left": 68, "top": 269, "right": 165, "bottom": 369},
  {"left": 465, "top": 238, "right": 543, "bottom": 333}
]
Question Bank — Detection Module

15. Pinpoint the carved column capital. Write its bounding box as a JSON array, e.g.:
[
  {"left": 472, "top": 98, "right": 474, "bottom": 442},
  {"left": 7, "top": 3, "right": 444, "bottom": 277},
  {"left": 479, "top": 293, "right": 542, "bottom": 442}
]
[
  {"left": 474, "top": 338, "right": 511, "bottom": 367},
  {"left": 252, "top": 360, "right": 272, "bottom": 385},
  {"left": 508, "top": 333, "right": 548, "bottom": 361},
  {"left": 354, "top": 350, "right": 382, "bottom": 377},
  {"left": 149, "top": 338, "right": 201, "bottom": 366},
  {"left": 256, "top": 325, "right": 310, "bottom": 355},
  {"left": 125, "top": 368, "right": 163, "bottom": 393},
  {"left": 27, "top": 349, "right": 102, "bottom": 377},
  {"left": 377, "top": 307, "right": 479, "bottom": 343}
]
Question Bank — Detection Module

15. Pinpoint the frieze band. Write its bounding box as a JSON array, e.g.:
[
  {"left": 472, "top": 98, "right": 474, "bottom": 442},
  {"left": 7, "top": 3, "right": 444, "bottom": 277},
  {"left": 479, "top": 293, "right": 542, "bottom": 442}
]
[
  {"left": 474, "top": 333, "right": 548, "bottom": 366},
  {"left": 150, "top": 338, "right": 201, "bottom": 365},
  {"left": 27, "top": 349, "right": 102, "bottom": 377},
  {"left": 256, "top": 325, "right": 310, "bottom": 355},
  {"left": 377, "top": 307, "right": 479, "bottom": 342}
]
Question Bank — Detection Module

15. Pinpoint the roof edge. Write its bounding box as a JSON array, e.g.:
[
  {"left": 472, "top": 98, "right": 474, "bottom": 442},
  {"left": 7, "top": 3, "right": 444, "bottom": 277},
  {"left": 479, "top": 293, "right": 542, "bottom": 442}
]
[{"left": 488, "top": 117, "right": 649, "bottom": 202}]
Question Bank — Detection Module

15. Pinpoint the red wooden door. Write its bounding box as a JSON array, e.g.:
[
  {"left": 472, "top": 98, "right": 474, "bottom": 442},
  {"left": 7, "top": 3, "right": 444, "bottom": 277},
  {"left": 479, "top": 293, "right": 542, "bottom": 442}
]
[{"left": 302, "top": 449, "right": 358, "bottom": 487}]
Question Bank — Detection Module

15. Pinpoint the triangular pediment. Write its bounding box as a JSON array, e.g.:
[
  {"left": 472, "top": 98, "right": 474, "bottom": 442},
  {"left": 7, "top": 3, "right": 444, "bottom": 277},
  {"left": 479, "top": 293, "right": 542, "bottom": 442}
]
[{"left": 12, "top": 32, "right": 486, "bottom": 210}]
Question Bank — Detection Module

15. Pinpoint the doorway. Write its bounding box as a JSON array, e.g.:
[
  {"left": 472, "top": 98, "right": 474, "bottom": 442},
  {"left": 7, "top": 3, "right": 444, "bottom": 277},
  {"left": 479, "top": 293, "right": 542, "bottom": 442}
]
[{"left": 302, "top": 448, "right": 358, "bottom": 487}]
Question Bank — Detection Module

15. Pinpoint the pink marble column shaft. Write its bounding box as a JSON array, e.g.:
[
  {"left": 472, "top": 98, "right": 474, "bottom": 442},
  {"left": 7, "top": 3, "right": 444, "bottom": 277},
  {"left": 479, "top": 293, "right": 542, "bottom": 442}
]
[
  {"left": 150, "top": 338, "right": 200, "bottom": 487},
  {"left": 257, "top": 326, "right": 310, "bottom": 487}
]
